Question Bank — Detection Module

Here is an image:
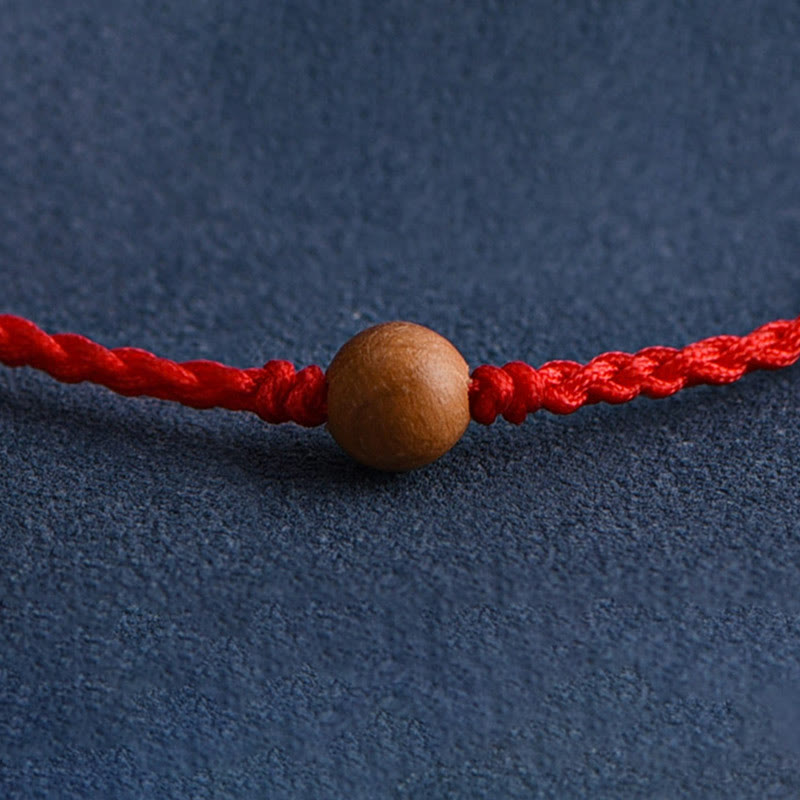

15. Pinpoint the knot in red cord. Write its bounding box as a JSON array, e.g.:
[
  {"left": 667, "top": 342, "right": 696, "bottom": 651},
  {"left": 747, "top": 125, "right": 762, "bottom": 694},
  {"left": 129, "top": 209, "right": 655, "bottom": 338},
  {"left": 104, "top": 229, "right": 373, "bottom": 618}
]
[
  {"left": 469, "top": 361, "right": 543, "bottom": 425},
  {"left": 254, "top": 360, "right": 328, "bottom": 427}
]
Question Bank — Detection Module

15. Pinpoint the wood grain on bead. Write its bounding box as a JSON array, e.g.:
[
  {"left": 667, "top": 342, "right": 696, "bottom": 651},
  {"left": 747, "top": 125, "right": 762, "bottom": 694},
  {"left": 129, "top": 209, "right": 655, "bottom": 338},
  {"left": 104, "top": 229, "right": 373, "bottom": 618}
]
[{"left": 325, "top": 321, "right": 471, "bottom": 471}]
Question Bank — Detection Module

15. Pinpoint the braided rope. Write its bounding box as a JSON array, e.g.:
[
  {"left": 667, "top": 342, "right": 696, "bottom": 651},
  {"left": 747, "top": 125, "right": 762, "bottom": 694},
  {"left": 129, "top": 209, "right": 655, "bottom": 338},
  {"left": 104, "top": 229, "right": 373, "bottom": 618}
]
[
  {"left": 469, "top": 315, "right": 800, "bottom": 424},
  {"left": 0, "top": 314, "right": 327, "bottom": 427}
]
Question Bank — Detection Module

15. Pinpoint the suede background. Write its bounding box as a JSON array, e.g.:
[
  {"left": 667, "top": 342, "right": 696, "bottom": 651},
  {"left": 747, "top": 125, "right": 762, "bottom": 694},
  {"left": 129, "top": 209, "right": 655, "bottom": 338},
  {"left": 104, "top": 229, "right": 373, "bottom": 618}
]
[{"left": 1, "top": 2, "right": 800, "bottom": 798}]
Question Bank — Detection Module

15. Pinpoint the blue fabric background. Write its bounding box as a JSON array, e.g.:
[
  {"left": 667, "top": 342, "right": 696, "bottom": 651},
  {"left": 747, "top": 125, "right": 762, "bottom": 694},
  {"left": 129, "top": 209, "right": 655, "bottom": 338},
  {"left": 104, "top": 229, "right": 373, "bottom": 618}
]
[{"left": 1, "top": 2, "right": 799, "bottom": 797}]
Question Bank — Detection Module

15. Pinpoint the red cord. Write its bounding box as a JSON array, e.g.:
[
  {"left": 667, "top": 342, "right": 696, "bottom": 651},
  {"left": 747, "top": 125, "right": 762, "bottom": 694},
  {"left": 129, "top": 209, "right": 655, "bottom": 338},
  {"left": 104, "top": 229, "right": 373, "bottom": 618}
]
[
  {"left": 469, "top": 315, "right": 800, "bottom": 424},
  {"left": 1, "top": 313, "right": 798, "bottom": 428},
  {"left": 0, "top": 315, "right": 327, "bottom": 427}
]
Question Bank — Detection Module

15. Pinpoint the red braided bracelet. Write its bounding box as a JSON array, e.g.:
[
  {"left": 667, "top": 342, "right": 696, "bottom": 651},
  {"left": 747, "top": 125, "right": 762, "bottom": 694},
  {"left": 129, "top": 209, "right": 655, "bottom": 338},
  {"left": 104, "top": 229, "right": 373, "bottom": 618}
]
[{"left": 1, "top": 313, "right": 798, "bottom": 471}]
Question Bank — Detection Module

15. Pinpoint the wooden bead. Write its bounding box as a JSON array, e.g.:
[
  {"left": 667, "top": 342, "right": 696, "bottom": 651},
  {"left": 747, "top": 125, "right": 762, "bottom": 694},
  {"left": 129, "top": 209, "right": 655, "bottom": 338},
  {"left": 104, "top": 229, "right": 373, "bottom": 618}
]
[{"left": 326, "top": 321, "right": 471, "bottom": 471}]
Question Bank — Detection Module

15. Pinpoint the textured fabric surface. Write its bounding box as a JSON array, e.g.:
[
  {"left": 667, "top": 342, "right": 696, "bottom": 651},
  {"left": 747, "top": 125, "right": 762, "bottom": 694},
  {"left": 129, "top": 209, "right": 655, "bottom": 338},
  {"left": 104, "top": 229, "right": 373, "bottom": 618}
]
[{"left": 2, "top": 2, "right": 800, "bottom": 798}]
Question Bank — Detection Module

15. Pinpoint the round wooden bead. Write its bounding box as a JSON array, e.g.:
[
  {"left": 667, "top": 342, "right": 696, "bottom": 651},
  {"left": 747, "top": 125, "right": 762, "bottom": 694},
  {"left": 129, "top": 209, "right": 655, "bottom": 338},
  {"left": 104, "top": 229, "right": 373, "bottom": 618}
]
[{"left": 326, "top": 321, "right": 471, "bottom": 471}]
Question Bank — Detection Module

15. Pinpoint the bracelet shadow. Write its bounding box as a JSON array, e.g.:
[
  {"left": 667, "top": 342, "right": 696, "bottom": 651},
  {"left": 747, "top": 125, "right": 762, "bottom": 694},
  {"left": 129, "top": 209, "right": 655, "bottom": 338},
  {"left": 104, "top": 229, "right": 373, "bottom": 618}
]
[
  {"left": 0, "top": 378, "right": 392, "bottom": 492},
  {"left": 1, "top": 367, "right": 793, "bottom": 497}
]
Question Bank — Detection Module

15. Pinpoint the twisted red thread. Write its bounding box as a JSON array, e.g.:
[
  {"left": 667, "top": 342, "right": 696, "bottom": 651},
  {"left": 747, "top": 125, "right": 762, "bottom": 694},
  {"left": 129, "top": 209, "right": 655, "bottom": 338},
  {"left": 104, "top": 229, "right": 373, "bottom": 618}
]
[
  {"left": 1, "top": 314, "right": 798, "bottom": 429},
  {"left": 469, "top": 315, "right": 800, "bottom": 425},
  {"left": 0, "top": 315, "right": 327, "bottom": 427}
]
